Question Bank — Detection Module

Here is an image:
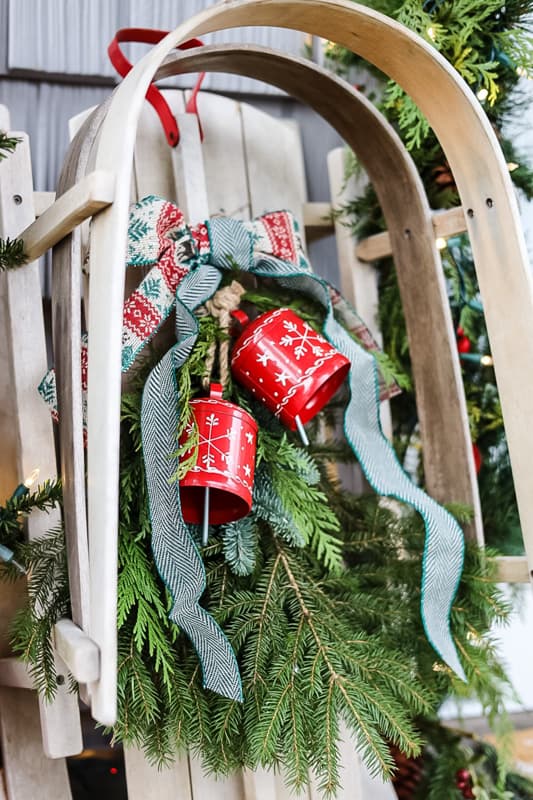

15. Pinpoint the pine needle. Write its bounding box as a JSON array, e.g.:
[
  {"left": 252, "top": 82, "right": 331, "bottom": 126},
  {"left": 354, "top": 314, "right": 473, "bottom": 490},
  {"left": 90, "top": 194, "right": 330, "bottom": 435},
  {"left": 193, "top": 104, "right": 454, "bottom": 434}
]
[{"left": 0, "top": 237, "right": 27, "bottom": 271}]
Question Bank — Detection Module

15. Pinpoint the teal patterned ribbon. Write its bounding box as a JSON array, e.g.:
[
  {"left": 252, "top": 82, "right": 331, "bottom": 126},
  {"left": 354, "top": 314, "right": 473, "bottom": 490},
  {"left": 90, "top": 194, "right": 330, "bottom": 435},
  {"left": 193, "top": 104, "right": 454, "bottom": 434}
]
[{"left": 130, "top": 199, "right": 466, "bottom": 701}]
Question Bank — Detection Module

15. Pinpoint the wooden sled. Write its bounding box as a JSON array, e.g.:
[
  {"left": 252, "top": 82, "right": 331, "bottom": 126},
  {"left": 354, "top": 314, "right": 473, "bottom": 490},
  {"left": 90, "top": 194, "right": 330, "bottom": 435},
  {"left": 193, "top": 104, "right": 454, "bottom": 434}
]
[{"left": 1, "top": 0, "right": 532, "bottom": 796}]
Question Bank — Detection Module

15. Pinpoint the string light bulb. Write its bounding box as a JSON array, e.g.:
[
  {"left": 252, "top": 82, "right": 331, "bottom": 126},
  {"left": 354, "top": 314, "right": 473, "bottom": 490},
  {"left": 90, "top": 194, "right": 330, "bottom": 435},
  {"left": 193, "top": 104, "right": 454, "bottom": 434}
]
[
  {"left": 480, "top": 354, "right": 493, "bottom": 367},
  {"left": 0, "top": 544, "right": 26, "bottom": 574},
  {"left": 435, "top": 237, "right": 447, "bottom": 250},
  {"left": 427, "top": 26, "right": 436, "bottom": 41},
  {"left": 11, "top": 468, "right": 40, "bottom": 500},
  {"left": 507, "top": 162, "right": 519, "bottom": 172},
  {"left": 24, "top": 468, "right": 40, "bottom": 489},
  {"left": 476, "top": 87, "right": 489, "bottom": 101}
]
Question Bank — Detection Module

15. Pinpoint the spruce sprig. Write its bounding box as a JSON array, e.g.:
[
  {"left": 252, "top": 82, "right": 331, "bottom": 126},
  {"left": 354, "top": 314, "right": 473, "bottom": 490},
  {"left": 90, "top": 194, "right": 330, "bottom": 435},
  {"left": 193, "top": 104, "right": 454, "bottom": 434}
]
[
  {"left": 9, "top": 527, "right": 70, "bottom": 699},
  {"left": 0, "top": 132, "right": 21, "bottom": 160},
  {"left": 256, "top": 429, "right": 343, "bottom": 572},
  {"left": 0, "top": 479, "right": 62, "bottom": 550},
  {"left": 0, "top": 237, "right": 27, "bottom": 272}
]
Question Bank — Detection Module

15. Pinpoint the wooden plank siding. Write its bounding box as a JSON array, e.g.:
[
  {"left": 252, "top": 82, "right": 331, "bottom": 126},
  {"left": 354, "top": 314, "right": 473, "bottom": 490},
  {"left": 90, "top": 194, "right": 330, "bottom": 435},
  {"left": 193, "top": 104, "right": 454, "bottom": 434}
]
[{"left": 6, "top": 0, "right": 304, "bottom": 94}]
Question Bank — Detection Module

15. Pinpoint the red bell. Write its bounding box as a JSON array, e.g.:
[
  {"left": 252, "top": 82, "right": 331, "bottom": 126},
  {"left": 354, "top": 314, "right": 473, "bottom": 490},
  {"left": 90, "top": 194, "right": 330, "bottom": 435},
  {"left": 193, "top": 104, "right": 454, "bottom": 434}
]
[
  {"left": 231, "top": 308, "right": 350, "bottom": 441},
  {"left": 179, "top": 384, "right": 257, "bottom": 538}
]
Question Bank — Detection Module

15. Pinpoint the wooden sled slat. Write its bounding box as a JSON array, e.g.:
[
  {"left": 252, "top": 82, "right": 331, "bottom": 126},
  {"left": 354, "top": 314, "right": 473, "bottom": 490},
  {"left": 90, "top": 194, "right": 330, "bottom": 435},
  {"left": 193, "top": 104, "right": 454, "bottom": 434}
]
[{"left": 0, "top": 123, "right": 80, "bottom": 795}]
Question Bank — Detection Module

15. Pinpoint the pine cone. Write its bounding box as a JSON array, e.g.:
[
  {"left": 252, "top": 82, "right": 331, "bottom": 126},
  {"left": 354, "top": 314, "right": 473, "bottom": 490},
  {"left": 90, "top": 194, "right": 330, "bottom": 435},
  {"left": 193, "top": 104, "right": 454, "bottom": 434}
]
[{"left": 390, "top": 744, "right": 425, "bottom": 800}]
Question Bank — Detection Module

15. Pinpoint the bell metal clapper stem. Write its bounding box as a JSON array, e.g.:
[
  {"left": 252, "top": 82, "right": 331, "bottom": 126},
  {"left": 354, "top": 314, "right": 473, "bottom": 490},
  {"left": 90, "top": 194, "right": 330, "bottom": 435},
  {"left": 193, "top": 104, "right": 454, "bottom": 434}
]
[
  {"left": 202, "top": 486, "right": 210, "bottom": 547},
  {"left": 295, "top": 414, "right": 309, "bottom": 447}
]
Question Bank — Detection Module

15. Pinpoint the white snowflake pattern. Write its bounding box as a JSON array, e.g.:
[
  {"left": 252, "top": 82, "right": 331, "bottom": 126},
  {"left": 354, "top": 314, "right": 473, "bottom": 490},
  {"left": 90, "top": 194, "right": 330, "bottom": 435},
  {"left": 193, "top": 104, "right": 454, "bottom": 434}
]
[
  {"left": 275, "top": 370, "right": 291, "bottom": 387},
  {"left": 243, "top": 464, "right": 251, "bottom": 478},
  {"left": 279, "top": 320, "right": 325, "bottom": 360},
  {"left": 245, "top": 431, "right": 254, "bottom": 444},
  {"left": 200, "top": 413, "right": 232, "bottom": 469},
  {"left": 256, "top": 352, "right": 271, "bottom": 367}
]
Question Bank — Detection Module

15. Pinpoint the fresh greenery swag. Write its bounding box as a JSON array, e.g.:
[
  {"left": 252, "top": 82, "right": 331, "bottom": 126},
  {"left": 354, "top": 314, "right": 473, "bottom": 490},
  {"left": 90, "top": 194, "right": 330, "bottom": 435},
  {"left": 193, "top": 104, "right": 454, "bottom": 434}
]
[
  {"left": 0, "top": 132, "right": 27, "bottom": 271},
  {"left": 325, "top": 0, "right": 533, "bottom": 555},
  {"left": 0, "top": 286, "right": 520, "bottom": 799}
]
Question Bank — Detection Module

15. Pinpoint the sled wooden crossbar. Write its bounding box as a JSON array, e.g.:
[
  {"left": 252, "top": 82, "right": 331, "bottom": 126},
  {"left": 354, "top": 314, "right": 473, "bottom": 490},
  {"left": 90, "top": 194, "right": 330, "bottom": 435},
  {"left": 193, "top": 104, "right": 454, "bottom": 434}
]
[
  {"left": 31, "top": 188, "right": 334, "bottom": 240},
  {"left": 356, "top": 206, "right": 468, "bottom": 262},
  {"left": 19, "top": 170, "right": 115, "bottom": 262}
]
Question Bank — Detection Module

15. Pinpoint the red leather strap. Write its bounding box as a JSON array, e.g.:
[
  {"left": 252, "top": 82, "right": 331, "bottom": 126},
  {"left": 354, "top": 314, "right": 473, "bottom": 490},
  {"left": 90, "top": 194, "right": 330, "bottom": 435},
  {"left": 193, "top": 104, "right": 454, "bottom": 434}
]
[{"left": 108, "top": 28, "right": 205, "bottom": 147}]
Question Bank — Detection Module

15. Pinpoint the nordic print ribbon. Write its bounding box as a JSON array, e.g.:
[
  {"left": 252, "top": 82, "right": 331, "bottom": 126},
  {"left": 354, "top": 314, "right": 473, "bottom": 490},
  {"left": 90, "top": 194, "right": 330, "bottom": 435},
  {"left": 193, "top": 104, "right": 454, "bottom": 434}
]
[{"left": 124, "top": 196, "right": 466, "bottom": 684}]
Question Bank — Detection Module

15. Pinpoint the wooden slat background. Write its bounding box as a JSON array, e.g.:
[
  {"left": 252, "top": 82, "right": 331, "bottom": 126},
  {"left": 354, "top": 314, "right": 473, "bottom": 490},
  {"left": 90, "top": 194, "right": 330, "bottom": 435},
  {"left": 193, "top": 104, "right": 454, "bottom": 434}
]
[{"left": 6, "top": 0, "right": 304, "bottom": 94}]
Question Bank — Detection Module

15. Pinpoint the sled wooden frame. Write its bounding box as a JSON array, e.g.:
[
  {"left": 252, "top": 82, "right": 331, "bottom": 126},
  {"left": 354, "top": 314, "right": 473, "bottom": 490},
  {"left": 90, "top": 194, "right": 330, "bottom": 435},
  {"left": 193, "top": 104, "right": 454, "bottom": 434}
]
[
  {"left": 57, "top": 43, "right": 480, "bottom": 727},
  {"left": 2, "top": 0, "right": 530, "bottom": 721},
  {"left": 0, "top": 0, "right": 530, "bottom": 779},
  {"left": 70, "top": 0, "right": 533, "bottom": 725}
]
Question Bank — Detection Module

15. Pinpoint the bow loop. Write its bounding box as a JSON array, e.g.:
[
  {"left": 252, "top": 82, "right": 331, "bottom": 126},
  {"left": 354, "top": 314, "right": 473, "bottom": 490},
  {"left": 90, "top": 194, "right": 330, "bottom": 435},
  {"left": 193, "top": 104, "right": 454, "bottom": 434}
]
[{"left": 122, "top": 201, "right": 308, "bottom": 371}]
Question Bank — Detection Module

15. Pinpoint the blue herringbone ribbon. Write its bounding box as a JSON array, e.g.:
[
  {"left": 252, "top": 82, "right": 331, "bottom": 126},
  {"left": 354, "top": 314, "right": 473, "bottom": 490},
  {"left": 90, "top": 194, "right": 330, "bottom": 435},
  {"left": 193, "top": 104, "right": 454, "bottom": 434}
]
[{"left": 132, "top": 201, "right": 466, "bottom": 702}]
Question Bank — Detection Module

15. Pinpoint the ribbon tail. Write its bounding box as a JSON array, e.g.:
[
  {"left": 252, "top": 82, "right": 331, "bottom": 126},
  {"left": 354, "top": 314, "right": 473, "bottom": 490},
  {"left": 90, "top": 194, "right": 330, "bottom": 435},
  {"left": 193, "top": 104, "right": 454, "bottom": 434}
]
[
  {"left": 246, "top": 266, "right": 466, "bottom": 680},
  {"left": 324, "top": 316, "right": 466, "bottom": 681},
  {"left": 141, "top": 267, "right": 242, "bottom": 701}
]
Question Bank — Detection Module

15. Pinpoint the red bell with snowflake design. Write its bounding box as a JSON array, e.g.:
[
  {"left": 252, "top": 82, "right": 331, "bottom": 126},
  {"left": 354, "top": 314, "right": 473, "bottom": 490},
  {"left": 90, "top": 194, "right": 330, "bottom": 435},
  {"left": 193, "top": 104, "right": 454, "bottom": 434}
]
[
  {"left": 179, "top": 384, "right": 257, "bottom": 527},
  {"left": 231, "top": 308, "right": 350, "bottom": 439}
]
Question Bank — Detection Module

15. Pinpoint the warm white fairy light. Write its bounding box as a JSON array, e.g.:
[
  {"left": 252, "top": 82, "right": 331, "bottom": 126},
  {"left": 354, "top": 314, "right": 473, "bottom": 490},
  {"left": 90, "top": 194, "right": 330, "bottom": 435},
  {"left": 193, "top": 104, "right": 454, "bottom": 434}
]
[
  {"left": 427, "top": 26, "right": 436, "bottom": 41},
  {"left": 476, "top": 87, "right": 489, "bottom": 101},
  {"left": 435, "top": 237, "right": 447, "bottom": 251},
  {"left": 507, "top": 162, "right": 519, "bottom": 172},
  {"left": 23, "top": 468, "right": 40, "bottom": 489},
  {"left": 480, "top": 354, "right": 493, "bottom": 367}
]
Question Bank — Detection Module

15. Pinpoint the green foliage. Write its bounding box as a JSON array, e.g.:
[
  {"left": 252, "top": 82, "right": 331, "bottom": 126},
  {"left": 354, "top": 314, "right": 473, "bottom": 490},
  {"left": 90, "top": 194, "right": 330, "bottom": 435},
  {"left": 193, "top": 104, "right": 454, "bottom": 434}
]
[
  {"left": 118, "top": 387, "right": 178, "bottom": 696},
  {"left": 2, "top": 370, "right": 516, "bottom": 796},
  {"left": 255, "top": 429, "right": 343, "bottom": 572},
  {"left": 0, "top": 132, "right": 21, "bottom": 161},
  {"left": 411, "top": 719, "right": 533, "bottom": 800},
  {"left": 108, "top": 381, "right": 512, "bottom": 793},
  {"left": 1, "top": 287, "right": 519, "bottom": 797},
  {"left": 0, "top": 237, "right": 27, "bottom": 272},
  {"left": 221, "top": 516, "right": 259, "bottom": 576},
  {"left": 0, "top": 478, "right": 62, "bottom": 550},
  {"left": 9, "top": 527, "right": 70, "bottom": 700}
]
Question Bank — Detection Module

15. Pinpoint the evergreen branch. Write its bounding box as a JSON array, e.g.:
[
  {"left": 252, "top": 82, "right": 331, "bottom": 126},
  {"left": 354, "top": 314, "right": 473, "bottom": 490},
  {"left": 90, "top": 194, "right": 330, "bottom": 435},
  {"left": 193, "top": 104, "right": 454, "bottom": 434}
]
[
  {"left": 221, "top": 516, "right": 259, "bottom": 576},
  {"left": 8, "top": 526, "right": 71, "bottom": 700},
  {"left": 0, "top": 132, "right": 21, "bottom": 160},
  {"left": 0, "top": 237, "right": 27, "bottom": 272},
  {"left": 0, "top": 479, "right": 62, "bottom": 549}
]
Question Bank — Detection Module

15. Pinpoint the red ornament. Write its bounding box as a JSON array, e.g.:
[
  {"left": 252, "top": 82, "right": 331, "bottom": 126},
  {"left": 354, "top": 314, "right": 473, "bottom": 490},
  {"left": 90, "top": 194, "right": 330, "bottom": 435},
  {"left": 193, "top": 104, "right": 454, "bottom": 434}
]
[
  {"left": 231, "top": 308, "right": 350, "bottom": 433},
  {"left": 178, "top": 384, "right": 257, "bottom": 526},
  {"left": 472, "top": 443, "right": 483, "bottom": 474},
  {"left": 456, "top": 327, "right": 472, "bottom": 354},
  {"left": 455, "top": 768, "right": 474, "bottom": 798}
]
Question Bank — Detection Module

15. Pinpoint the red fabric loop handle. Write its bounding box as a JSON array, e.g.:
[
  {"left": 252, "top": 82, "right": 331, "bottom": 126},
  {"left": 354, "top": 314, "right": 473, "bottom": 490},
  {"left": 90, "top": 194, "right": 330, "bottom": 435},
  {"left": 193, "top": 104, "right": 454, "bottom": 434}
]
[{"left": 108, "top": 28, "right": 205, "bottom": 147}]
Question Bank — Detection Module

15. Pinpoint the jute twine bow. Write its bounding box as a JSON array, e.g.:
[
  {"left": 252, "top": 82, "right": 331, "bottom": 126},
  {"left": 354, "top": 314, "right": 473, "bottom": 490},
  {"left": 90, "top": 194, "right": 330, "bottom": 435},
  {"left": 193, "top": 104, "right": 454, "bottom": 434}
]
[{"left": 201, "top": 280, "right": 246, "bottom": 390}]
